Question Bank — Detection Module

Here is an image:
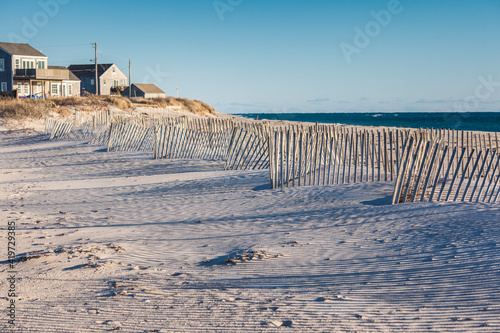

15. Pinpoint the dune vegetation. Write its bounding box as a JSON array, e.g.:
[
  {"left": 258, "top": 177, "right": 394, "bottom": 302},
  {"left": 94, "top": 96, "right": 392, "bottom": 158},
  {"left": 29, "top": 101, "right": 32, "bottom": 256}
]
[{"left": 0, "top": 95, "right": 216, "bottom": 120}]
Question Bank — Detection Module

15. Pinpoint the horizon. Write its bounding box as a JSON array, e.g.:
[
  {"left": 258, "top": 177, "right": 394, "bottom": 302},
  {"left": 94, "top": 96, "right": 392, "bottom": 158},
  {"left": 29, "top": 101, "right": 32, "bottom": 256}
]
[
  {"left": 1, "top": 0, "right": 500, "bottom": 114},
  {"left": 233, "top": 110, "right": 500, "bottom": 114}
]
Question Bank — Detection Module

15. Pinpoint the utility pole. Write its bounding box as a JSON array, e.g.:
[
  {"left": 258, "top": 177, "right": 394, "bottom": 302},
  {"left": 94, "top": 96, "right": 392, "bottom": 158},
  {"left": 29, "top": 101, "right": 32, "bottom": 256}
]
[
  {"left": 128, "top": 59, "right": 131, "bottom": 98},
  {"left": 93, "top": 43, "right": 99, "bottom": 95}
]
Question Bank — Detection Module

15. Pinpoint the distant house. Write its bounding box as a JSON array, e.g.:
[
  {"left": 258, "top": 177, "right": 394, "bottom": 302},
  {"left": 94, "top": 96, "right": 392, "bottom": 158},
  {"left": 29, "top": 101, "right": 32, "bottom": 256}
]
[
  {"left": 68, "top": 64, "right": 127, "bottom": 96},
  {"left": 122, "top": 83, "right": 166, "bottom": 99},
  {"left": 0, "top": 42, "right": 80, "bottom": 97},
  {"left": 47, "top": 66, "right": 81, "bottom": 97}
]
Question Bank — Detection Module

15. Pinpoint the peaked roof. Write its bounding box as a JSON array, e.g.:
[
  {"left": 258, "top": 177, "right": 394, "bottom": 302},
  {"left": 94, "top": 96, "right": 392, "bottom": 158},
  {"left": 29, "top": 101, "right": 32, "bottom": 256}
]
[
  {"left": 68, "top": 71, "right": 80, "bottom": 81},
  {"left": 0, "top": 42, "right": 46, "bottom": 57},
  {"left": 68, "top": 64, "right": 114, "bottom": 79},
  {"left": 132, "top": 84, "right": 165, "bottom": 94}
]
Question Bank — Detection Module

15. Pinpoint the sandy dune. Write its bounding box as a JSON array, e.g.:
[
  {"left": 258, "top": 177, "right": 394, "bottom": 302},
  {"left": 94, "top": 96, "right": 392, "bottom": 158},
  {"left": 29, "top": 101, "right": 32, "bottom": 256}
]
[{"left": 1, "top": 130, "right": 499, "bottom": 332}]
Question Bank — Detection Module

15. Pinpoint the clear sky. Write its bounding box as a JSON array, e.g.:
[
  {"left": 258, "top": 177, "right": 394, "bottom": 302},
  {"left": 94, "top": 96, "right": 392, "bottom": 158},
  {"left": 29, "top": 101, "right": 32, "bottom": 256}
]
[{"left": 1, "top": 0, "right": 500, "bottom": 114}]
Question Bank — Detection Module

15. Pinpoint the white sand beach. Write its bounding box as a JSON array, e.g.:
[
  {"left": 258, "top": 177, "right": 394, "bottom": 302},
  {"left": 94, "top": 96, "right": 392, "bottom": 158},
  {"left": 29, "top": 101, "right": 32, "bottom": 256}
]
[{"left": 1, "top": 126, "right": 500, "bottom": 332}]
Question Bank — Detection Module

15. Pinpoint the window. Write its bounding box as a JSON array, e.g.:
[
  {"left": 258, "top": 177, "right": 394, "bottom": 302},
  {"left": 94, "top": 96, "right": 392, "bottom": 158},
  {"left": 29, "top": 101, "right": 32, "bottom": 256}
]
[
  {"left": 24, "top": 83, "right": 29, "bottom": 95},
  {"left": 1, "top": 82, "right": 7, "bottom": 91},
  {"left": 37, "top": 61, "right": 45, "bottom": 69},
  {"left": 17, "top": 83, "right": 22, "bottom": 92},
  {"left": 114, "top": 80, "right": 119, "bottom": 87},
  {"left": 68, "top": 84, "right": 72, "bottom": 95},
  {"left": 22, "top": 61, "right": 34, "bottom": 69},
  {"left": 0, "top": 59, "right": 4, "bottom": 71},
  {"left": 113, "top": 67, "right": 116, "bottom": 73},
  {"left": 15, "top": 59, "right": 20, "bottom": 69},
  {"left": 103, "top": 80, "right": 107, "bottom": 85},
  {"left": 90, "top": 79, "right": 95, "bottom": 85},
  {"left": 51, "top": 84, "right": 58, "bottom": 95}
]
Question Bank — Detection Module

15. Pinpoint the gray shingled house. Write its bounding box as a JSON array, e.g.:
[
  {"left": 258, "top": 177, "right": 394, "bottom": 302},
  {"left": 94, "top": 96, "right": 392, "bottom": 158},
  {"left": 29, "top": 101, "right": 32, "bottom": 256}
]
[
  {"left": 68, "top": 64, "right": 128, "bottom": 96},
  {"left": 122, "top": 83, "right": 166, "bottom": 99},
  {"left": 0, "top": 42, "right": 80, "bottom": 97}
]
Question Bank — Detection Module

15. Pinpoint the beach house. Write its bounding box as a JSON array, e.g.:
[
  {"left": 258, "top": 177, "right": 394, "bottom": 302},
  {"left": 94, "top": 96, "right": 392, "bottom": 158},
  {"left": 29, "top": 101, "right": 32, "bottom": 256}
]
[
  {"left": 0, "top": 42, "right": 81, "bottom": 98},
  {"left": 121, "top": 83, "right": 166, "bottom": 99},
  {"left": 68, "top": 64, "right": 128, "bottom": 96}
]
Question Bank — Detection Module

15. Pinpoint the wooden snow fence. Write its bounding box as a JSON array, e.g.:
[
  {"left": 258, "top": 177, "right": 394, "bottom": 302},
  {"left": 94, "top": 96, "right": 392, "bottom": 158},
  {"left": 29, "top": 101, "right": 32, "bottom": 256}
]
[
  {"left": 68, "top": 123, "right": 108, "bottom": 141},
  {"left": 224, "top": 123, "right": 270, "bottom": 170},
  {"left": 153, "top": 118, "right": 235, "bottom": 161},
  {"left": 412, "top": 129, "right": 500, "bottom": 182},
  {"left": 87, "top": 124, "right": 112, "bottom": 146},
  {"left": 75, "top": 110, "right": 111, "bottom": 127},
  {"left": 392, "top": 135, "right": 500, "bottom": 204},
  {"left": 45, "top": 111, "right": 113, "bottom": 143},
  {"left": 268, "top": 125, "right": 412, "bottom": 189},
  {"left": 49, "top": 120, "right": 74, "bottom": 140},
  {"left": 89, "top": 114, "right": 156, "bottom": 148},
  {"left": 46, "top": 111, "right": 500, "bottom": 204},
  {"left": 49, "top": 119, "right": 112, "bottom": 143},
  {"left": 107, "top": 122, "right": 154, "bottom": 152},
  {"left": 154, "top": 115, "right": 196, "bottom": 127},
  {"left": 45, "top": 118, "right": 57, "bottom": 135}
]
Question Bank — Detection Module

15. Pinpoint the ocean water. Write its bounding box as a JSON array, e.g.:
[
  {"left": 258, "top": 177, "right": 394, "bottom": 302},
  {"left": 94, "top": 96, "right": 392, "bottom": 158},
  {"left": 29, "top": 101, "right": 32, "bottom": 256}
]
[{"left": 235, "top": 112, "right": 500, "bottom": 132}]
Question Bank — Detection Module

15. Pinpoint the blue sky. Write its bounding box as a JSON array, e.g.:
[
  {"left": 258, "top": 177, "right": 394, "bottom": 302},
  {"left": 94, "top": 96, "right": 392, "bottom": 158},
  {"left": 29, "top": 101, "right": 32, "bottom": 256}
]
[{"left": 1, "top": 0, "right": 500, "bottom": 114}]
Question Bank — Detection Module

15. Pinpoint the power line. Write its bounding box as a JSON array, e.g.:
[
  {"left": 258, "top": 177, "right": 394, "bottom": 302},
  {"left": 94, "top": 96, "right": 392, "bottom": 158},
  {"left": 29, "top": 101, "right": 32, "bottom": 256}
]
[
  {"left": 48, "top": 58, "right": 92, "bottom": 63},
  {"left": 98, "top": 49, "right": 130, "bottom": 62},
  {"left": 37, "top": 43, "right": 91, "bottom": 48}
]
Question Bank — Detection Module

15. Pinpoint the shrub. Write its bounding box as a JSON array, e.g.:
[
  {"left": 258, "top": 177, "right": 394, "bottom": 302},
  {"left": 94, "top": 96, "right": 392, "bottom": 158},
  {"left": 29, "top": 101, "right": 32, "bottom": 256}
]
[
  {"left": 49, "top": 96, "right": 82, "bottom": 106},
  {"left": 56, "top": 107, "right": 73, "bottom": 117},
  {"left": 0, "top": 95, "right": 216, "bottom": 119},
  {"left": 104, "top": 96, "right": 134, "bottom": 110},
  {"left": 145, "top": 97, "right": 216, "bottom": 115},
  {"left": 0, "top": 98, "right": 53, "bottom": 119},
  {"left": 194, "top": 99, "right": 216, "bottom": 114}
]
